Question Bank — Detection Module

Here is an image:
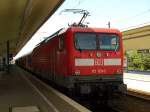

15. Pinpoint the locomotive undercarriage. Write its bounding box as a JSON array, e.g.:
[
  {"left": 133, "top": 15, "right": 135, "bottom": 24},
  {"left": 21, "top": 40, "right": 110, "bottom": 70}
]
[
  {"left": 75, "top": 81, "right": 126, "bottom": 96},
  {"left": 54, "top": 74, "right": 127, "bottom": 97}
]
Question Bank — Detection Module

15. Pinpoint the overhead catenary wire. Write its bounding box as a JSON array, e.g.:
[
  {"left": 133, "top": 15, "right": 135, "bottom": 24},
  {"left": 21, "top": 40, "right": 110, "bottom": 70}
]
[
  {"left": 121, "top": 22, "right": 150, "bottom": 31},
  {"left": 109, "top": 9, "right": 150, "bottom": 30},
  {"left": 113, "top": 9, "right": 150, "bottom": 23},
  {"left": 72, "top": 0, "right": 88, "bottom": 8}
]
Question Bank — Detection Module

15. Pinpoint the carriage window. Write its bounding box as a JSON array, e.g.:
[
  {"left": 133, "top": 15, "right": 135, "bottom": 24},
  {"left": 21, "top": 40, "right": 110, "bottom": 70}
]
[
  {"left": 98, "top": 34, "right": 119, "bottom": 50},
  {"left": 74, "top": 33, "right": 97, "bottom": 50}
]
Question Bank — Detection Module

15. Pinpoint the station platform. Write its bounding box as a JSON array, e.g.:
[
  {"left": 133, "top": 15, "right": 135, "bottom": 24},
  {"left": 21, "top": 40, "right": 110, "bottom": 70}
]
[
  {"left": 0, "top": 66, "right": 41, "bottom": 112},
  {"left": 124, "top": 71, "right": 150, "bottom": 95},
  {"left": 0, "top": 65, "right": 91, "bottom": 112}
]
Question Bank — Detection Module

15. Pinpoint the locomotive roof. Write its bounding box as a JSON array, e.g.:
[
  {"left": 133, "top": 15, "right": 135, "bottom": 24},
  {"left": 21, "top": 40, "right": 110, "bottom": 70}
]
[
  {"left": 68, "top": 27, "right": 121, "bottom": 34},
  {"left": 35, "top": 26, "right": 121, "bottom": 48},
  {"left": 35, "top": 28, "right": 68, "bottom": 47}
]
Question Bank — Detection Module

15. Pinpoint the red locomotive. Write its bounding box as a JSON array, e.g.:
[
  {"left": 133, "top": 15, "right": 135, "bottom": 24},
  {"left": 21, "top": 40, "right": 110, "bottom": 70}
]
[
  {"left": 17, "top": 26, "right": 126, "bottom": 96},
  {"left": 16, "top": 9, "right": 126, "bottom": 97}
]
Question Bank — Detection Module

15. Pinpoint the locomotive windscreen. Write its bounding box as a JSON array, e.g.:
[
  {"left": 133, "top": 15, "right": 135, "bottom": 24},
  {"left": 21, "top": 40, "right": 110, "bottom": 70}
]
[
  {"left": 75, "top": 33, "right": 97, "bottom": 50},
  {"left": 98, "top": 34, "right": 119, "bottom": 50},
  {"left": 74, "top": 32, "right": 119, "bottom": 50}
]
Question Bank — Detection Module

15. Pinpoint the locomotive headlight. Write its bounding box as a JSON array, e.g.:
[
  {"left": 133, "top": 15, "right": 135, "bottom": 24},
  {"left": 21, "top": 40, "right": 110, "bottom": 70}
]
[
  {"left": 75, "top": 70, "right": 80, "bottom": 75},
  {"left": 117, "top": 69, "right": 122, "bottom": 74}
]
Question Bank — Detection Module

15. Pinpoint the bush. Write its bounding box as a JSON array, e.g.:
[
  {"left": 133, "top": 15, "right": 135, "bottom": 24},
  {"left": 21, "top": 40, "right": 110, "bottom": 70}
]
[{"left": 126, "top": 50, "right": 150, "bottom": 71}]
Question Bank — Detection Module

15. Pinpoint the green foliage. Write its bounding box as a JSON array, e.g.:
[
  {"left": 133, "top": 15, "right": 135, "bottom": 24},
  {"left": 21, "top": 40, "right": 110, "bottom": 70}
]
[
  {"left": 142, "top": 54, "right": 150, "bottom": 70},
  {"left": 126, "top": 50, "right": 150, "bottom": 71}
]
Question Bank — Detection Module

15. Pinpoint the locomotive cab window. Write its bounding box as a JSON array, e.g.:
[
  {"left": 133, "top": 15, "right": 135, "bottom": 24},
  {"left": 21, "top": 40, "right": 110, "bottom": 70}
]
[{"left": 59, "top": 35, "right": 64, "bottom": 51}]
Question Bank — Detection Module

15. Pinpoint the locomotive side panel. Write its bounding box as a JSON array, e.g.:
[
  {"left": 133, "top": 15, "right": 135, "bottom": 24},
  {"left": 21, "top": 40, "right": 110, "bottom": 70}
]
[{"left": 30, "top": 32, "right": 70, "bottom": 87}]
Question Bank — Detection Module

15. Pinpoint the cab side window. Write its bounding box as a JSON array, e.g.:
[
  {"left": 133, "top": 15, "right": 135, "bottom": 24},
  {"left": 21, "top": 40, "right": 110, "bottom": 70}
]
[{"left": 59, "top": 35, "right": 64, "bottom": 51}]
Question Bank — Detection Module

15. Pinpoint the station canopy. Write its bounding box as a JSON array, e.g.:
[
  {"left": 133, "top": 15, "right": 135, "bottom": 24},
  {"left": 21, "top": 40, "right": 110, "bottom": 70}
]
[{"left": 0, "top": 0, "right": 64, "bottom": 57}]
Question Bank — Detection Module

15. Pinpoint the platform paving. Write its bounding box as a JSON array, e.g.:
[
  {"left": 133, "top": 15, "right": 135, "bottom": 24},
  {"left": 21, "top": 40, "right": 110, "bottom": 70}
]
[
  {"left": 0, "top": 65, "right": 91, "bottom": 112},
  {"left": 0, "top": 66, "right": 53, "bottom": 112},
  {"left": 124, "top": 72, "right": 150, "bottom": 93}
]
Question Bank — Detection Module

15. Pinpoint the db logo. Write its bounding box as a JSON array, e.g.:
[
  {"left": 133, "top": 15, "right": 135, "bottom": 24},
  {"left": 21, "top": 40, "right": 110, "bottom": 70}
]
[{"left": 94, "top": 59, "right": 103, "bottom": 66}]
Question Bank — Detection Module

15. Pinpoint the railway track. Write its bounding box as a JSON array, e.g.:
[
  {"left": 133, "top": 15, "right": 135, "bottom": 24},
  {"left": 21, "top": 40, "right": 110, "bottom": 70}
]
[
  {"left": 109, "top": 93, "right": 150, "bottom": 112},
  {"left": 70, "top": 91, "right": 124, "bottom": 112},
  {"left": 75, "top": 89, "right": 150, "bottom": 112}
]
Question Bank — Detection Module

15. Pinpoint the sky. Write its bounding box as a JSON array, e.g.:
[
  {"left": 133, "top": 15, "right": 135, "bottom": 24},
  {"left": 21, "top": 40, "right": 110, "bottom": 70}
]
[{"left": 14, "top": 0, "right": 150, "bottom": 59}]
